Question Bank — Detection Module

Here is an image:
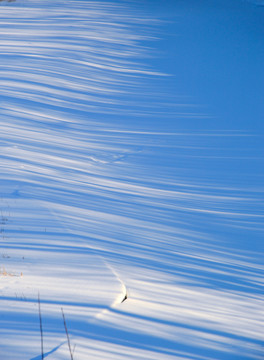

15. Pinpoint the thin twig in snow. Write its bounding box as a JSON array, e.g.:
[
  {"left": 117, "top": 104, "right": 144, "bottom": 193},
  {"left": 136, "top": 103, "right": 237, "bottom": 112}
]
[{"left": 61, "top": 307, "right": 74, "bottom": 360}]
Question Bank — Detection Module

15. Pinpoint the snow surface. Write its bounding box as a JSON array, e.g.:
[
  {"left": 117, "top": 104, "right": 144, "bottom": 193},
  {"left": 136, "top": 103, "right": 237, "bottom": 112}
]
[{"left": 0, "top": 0, "right": 263, "bottom": 359}]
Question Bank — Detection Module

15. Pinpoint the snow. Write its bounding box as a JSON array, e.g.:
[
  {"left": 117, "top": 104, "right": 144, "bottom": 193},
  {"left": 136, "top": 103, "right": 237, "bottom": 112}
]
[{"left": 0, "top": 0, "right": 263, "bottom": 359}]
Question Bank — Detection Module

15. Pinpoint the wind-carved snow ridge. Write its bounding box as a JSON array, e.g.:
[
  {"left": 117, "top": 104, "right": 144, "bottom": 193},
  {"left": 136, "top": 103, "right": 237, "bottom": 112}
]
[
  {"left": 103, "top": 261, "right": 129, "bottom": 305},
  {"left": 0, "top": 0, "right": 263, "bottom": 360},
  {"left": 93, "top": 260, "right": 129, "bottom": 321}
]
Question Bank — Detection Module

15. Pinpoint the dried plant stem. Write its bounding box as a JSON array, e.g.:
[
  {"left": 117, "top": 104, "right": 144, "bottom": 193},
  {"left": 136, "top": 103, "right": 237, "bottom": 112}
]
[
  {"left": 38, "top": 293, "right": 44, "bottom": 360},
  {"left": 61, "top": 307, "right": 74, "bottom": 360}
]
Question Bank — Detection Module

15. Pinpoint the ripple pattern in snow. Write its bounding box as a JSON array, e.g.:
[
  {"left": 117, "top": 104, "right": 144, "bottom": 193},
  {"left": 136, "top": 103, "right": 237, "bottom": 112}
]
[{"left": 0, "top": 1, "right": 263, "bottom": 359}]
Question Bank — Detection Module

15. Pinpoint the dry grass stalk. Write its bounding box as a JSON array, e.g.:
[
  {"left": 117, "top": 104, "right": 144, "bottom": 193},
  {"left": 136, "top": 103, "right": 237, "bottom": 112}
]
[
  {"left": 0, "top": 266, "right": 23, "bottom": 277},
  {"left": 61, "top": 307, "right": 74, "bottom": 360}
]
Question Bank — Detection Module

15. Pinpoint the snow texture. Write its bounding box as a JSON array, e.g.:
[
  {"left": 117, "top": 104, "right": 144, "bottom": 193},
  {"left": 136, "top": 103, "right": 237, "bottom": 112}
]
[{"left": 0, "top": 0, "right": 263, "bottom": 359}]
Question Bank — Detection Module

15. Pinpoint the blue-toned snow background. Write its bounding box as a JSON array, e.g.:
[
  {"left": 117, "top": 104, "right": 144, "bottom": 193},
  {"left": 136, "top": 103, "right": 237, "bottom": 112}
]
[{"left": 0, "top": 0, "right": 263, "bottom": 359}]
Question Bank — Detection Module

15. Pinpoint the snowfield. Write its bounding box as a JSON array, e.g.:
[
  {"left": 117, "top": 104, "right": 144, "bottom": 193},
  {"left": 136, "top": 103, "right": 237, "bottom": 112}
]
[{"left": 0, "top": 0, "right": 263, "bottom": 359}]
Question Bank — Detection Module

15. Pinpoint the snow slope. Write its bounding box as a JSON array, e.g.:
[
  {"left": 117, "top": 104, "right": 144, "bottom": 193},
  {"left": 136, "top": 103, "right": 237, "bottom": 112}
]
[{"left": 0, "top": 0, "right": 263, "bottom": 359}]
